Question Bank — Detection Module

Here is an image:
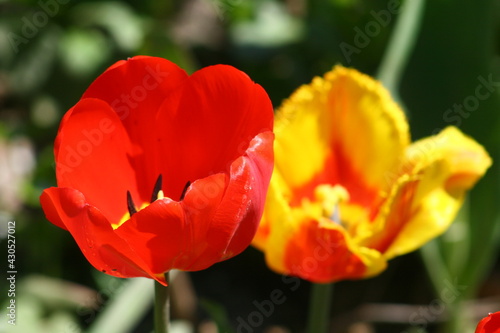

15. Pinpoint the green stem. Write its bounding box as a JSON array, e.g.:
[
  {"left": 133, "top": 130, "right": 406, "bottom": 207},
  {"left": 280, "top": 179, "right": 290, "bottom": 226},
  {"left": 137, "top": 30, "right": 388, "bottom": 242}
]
[
  {"left": 419, "top": 239, "right": 451, "bottom": 295},
  {"left": 307, "top": 283, "right": 334, "bottom": 333},
  {"left": 154, "top": 272, "right": 170, "bottom": 333},
  {"left": 376, "top": 0, "right": 426, "bottom": 97},
  {"left": 442, "top": 300, "right": 471, "bottom": 333}
]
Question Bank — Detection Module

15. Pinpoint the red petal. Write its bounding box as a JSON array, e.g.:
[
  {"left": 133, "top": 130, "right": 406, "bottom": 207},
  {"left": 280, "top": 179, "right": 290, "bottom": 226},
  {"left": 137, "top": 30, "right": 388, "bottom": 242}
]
[
  {"left": 82, "top": 56, "right": 188, "bottom": 131},
  {"left": 157, "top": 64, "right": 274, "bottom": 200},
  {"left": 283, "top": 219, "right": 369, "bottom": 283},
  {"left": 180, "top": 131, "right": 274, "bottom": 269},
  {"left": 476, "top": 312, "right": 500, "bottom": 333},
  {"left": 81, "top": 56, "right": 189, "bottom": 200},
  {"left": 40, "top": 187, "right": 164, "bottom": 283},
  {"left": 114, "top": 197, "right": 188, "bottom": 274},
  {"left": 54, "top": 98, "right": 138, "bottom": 223},
  {"left": 222, "top": 131, "right": 274, "bottom": 257}
]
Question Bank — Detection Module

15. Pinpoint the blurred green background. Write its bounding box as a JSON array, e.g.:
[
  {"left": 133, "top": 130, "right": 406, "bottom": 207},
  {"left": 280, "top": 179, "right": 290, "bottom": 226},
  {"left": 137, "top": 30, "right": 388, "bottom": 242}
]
[{"left": 0, "top": 0, "right": 499, "bottom": 332}]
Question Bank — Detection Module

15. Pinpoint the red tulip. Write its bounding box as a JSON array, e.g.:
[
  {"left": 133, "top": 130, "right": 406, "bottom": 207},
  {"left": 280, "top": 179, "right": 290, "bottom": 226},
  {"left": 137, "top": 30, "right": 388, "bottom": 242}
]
[
  {"left": 476, "top": 312, "right": 500, "bottom": 333},
  {"left": 40, "top": 56, "right": 274, "bottom": 285}
]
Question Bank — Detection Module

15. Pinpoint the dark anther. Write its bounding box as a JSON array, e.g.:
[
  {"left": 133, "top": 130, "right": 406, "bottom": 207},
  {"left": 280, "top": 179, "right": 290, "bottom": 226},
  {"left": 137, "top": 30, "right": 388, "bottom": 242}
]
[
  {"left": 151, "top": 174, "right": 163, "bottom": 203},
  {"left": 180, "top": 181, "right": 191, "bottom": 200},
  {"left": 127, "top": 190, "right": 137, "bottom": 216}
]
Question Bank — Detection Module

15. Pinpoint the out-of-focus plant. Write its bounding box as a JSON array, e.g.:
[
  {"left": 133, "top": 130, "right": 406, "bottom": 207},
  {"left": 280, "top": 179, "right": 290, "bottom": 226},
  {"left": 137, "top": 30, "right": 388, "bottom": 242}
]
[{"left": 1, "top": 0, "right": 499, "bottom": 332}]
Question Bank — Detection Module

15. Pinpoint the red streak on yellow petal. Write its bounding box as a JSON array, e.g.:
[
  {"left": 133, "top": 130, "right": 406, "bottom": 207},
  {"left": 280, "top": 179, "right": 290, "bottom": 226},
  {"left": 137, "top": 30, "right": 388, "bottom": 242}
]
[
  {"left": 289, "top": 144, "right": 380, "bottom": 212},
  {"left": 366, "top": 178, "right": 419, "bottom": 254},
  {"left": 445, "top": 173, "right": 482, "bottom": 196},
  {"left": 283, "top": 219, "right": 367, "bottom": 283}
]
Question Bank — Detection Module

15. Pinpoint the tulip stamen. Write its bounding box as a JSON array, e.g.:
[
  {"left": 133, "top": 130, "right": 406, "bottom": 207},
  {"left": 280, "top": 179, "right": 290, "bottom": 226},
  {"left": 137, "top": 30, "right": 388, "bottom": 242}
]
[
  {"left": 127, "top": 191, "right": 138, "bottom": 216},
  {"left": 180, "top": 181, "right": 191, "bottom": 200},
  {"left": 151, "top": 174, "right": 163, "bottom": 203},
  {"left": 314, "top": 184, "right": 349, "bottom": 225},
  {"left": 124, "top": 177, "right": 190, "bottom": 221}
]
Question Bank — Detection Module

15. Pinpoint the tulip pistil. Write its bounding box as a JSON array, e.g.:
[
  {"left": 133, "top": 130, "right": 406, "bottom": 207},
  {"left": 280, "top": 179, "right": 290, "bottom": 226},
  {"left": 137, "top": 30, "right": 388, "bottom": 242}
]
[{"left": 331, "top": 203, "right": 341, "bottom": 224}]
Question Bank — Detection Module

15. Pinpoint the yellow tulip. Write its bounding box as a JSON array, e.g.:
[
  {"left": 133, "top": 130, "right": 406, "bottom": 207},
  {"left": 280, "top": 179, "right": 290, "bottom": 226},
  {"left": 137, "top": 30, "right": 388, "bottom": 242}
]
[{"left": 253, "top": 66, "right": 492, "bottom": 283}]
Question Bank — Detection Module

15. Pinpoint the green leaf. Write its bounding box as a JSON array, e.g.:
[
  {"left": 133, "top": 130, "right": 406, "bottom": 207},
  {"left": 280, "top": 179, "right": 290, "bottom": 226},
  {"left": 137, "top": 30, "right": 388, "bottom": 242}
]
[{"left": 200, "top": 298, "right": 235, "bottom": 333}]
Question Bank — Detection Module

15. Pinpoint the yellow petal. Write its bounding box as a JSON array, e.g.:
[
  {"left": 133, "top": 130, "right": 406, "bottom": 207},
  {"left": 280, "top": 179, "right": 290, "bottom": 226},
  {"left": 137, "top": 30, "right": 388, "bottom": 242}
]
[
  {"left": 274, "top": 66, "right": 410, "bottom": 207},
  {"left": 252, "top": 168, "right": 292, "bottom": 252},
  {"left": 258, "top": 177, "right": 304, "bottom": 274},
  {"left": 366, "top": 126, "right": 492, "bottom": 259}
]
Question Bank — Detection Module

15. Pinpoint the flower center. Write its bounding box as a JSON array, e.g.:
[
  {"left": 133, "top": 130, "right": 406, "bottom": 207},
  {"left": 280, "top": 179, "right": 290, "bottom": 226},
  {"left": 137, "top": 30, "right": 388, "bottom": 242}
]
[
  {"left": 314, "top": 184, "right": 349, "bottom": 224},
  {"left": 112, "top": 175, "right": 190, "bottom": 229}
]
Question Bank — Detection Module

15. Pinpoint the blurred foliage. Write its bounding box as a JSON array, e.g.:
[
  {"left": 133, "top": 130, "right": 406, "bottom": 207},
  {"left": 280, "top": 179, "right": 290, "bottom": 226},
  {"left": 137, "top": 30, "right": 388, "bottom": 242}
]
[{"left": 0, "top": 0, "right": 499, "bottom": 332}]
